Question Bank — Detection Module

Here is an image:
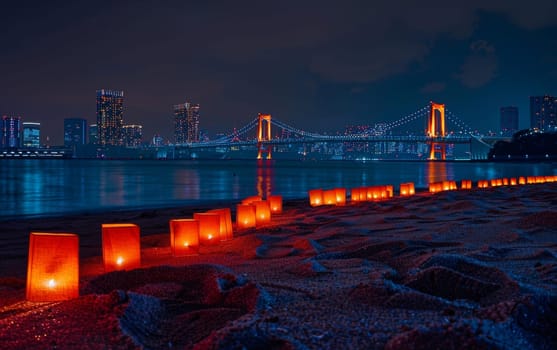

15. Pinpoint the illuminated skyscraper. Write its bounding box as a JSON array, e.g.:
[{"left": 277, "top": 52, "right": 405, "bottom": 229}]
[
  {"left": 174, "top": 102, "right": 200, "bottom": 144},
  {"left": 96, "top": 89, "right": 124, "bottom": 145},
  {"left": 1, "top": 115, "right": 21, "bottom": 149},
  {"left": 500, "top": 106, "right": 518, "bottom": 136},
  {"left": 64, "top": 118, "right": 87, "bottom": 147},
  {"left": 22, "top": 122, "right": 41, "bottom": 148},
  {"left": 530, "top": 95, "right": 556, "bottom": 131},
  {"left": 123, "top": 124, "right": 143, "bottom": 147}
]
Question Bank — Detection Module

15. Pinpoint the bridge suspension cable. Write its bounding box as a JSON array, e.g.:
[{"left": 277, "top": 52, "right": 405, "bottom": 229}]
[
  {"left": 382, "top": 105, "right": 430, "bottom": 132},
  {"left": 445, "top": 109, "right": 474, "bottom": 134}
]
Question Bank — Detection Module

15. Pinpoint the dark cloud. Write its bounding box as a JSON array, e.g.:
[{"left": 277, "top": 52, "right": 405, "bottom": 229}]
[{"left": 455, "top": 40, "right": 498, "bottom": 88}]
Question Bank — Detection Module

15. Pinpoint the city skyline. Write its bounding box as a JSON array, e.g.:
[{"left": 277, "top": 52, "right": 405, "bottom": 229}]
[{"left": 1, "top": 1, "right": 556, "bottom": 145}]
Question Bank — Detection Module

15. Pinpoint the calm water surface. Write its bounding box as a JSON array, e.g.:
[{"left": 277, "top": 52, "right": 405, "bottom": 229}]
[{"left": 1, "top": 159, "right": 555, "bottom": 219}]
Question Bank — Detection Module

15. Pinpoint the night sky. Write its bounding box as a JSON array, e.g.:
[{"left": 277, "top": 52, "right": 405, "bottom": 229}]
[{"left": 1, "top": 1, "right": 556, "bottom": 145}]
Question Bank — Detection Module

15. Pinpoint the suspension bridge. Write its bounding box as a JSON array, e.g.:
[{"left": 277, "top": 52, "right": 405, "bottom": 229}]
[{"left": 173, "top": 102, "right": 504, "bottom": 160}]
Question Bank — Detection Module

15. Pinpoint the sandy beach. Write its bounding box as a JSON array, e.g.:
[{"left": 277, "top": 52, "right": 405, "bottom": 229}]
[{"left": 1, "top": 183, "right": 556, "bottom": 349}]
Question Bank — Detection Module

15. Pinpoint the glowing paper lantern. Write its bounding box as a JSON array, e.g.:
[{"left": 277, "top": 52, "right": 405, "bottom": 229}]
[
  {"left": 102, "top": 223, "right": 141, "bottom": 272},
  {"left": 268, "top": 195, "right": 283, "bottom": 214},
  {"left": 358, "top": 187, "right": 368, "bottom": 201},
  {"left": 169, "top": 219, "right": 199, "bottom": 256},
  {"left": 193, "top": 213, "right": 221, "bottom": 245},
  {"left": 207, "top": 208, "right": 234, "bottom": 241},
  {"left": 26, "top": 232, "right": 79, "bottom": 302},
  {"left": 351, "top": 188, "right": 360, "bottom": 202},
  {"left": 399, "top": 182, "right": 415, "bottom": 196},
  {"left": 309, "top": 189, "right": 324, "bottom": 207},
  {"left": 386, "top": 185, "right": 394, "bottom": 198},
  {"left": 526, "top": 176, "right": 535, "bottom": 184},
  {"left": 242, "top": 196, "right": 262, "bottom": 205},
  {"left": 323, "top": 189, "right": 337, "bottom": 205},
  {"left": 367, "top": 186, "right": 387, "bottom": 200},
  {"left": 365, "top": 186, "right": 374, "bottom": 201},
  {"left": 510, "top": 178, "right": 517, "bottom": 186},
  {"left": 236, "top": 204, "right": 256, "bottom": 229},
  {"left": 461, "top": 180, "right": 472, "bottom": 190},
  {"left": 519, "top": 176, "right": 526, "bottom": 185},
  {"left": 253, "top": 200, "right": 272, "bottom": 226},
  {"left": 335, "top": 188, "right": 346, "bottom": 206},
  {"left": 502, "top": 178, "right": 509, "bottom": 186},
  {"left": 477, "top": 180, "right": 489, "bottom": 188}
]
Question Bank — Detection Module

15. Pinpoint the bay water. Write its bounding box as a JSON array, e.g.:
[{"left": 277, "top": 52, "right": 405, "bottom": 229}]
[{"left": 1, "top": 159, "right": 555, "bottom": 219}]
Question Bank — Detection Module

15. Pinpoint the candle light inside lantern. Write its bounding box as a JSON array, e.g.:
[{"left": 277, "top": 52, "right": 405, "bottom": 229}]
[
  {"left": 399, "top": 182, "right": 415, "bottom": 197},
  {"left": 268, "top": 195, "right": 283, "bottom": 214},
  {"left": 102, "top": 223, "right": 141, "bottom": 272},
  {"left": 308, "top": 189, "right": 324, "bottom": 207},
  {"left": 254, "top": 200, "right": 272, "bottom": 226},
  {"left": 236, "top": 204, "right": 256, "bottom": 229},
  {"left": 334, "top": 188, "right": 346, "bottom": 206},
  {"left": 207, "top": 208, "right": 234, "bottom": 241},
  {"left": 193, "top": 213, "right": 221, "bottom": 245},
  {"left": 323, "top": 189, "right": 337, "bottom": 205},
  {"left": 26, "top": 232, "right": 79, "bottom": 302},
  {"left": 169, "top": 219, "right": 199, "bottom": 256}
]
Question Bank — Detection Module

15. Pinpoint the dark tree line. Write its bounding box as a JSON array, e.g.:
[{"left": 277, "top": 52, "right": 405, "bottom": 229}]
[{"left": 489, "top": 129, "right": 557, "bottom": 160}]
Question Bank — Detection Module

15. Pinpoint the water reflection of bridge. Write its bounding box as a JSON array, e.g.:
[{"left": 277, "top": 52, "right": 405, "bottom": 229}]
[{"left": 170, "top": 102, "right": 508, "bottom": 160}]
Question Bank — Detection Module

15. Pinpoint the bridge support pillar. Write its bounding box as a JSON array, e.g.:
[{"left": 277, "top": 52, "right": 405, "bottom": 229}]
[
  {"left": 428, "top": 102, "right": 446, "bottom": 160},
  {"left": 257, "top": 113, "right": 272, "bottom": 160}
]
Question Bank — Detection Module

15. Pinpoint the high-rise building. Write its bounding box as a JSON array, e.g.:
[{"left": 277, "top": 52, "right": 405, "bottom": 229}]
[
  {"left": 1, "top": 115, "right": 21, "bottom": 149},
  {"left": 123, "top": 124, "right": 143, "bottom": 147},
  {"left": 500, "top": 106, "right": 518, "bottom": 136},
  {"left": 22, "top": 122, "right": 41, "bottom": 148},
  {"left": 89, "top": 124, "right": 98, "bottom": 145},
  {"left": 174, "top": 102, "right": 200, "bottom": 144},
  {"left": 96, "top": 89, "right": 124, "bottom": 145},
  {"left": 530, "top": 95, "right": 557, "bottom": 131},
  {"left": 64, "top": 118, "right": 87, "bottom": 147}
]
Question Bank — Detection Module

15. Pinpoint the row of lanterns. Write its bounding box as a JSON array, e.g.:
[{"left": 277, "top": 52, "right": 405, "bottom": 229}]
[
  {"left": 26, "top": 195, "right": 284, "bottom": 302},
  {"left": 309, "top": 185, "right": 397, "bottom": 206},
  {"left": 309, "top": 174, "right": 557, "bottom": 206},
  {"left": 22, "top": 173, "right": 557, "bottom": 302}
]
